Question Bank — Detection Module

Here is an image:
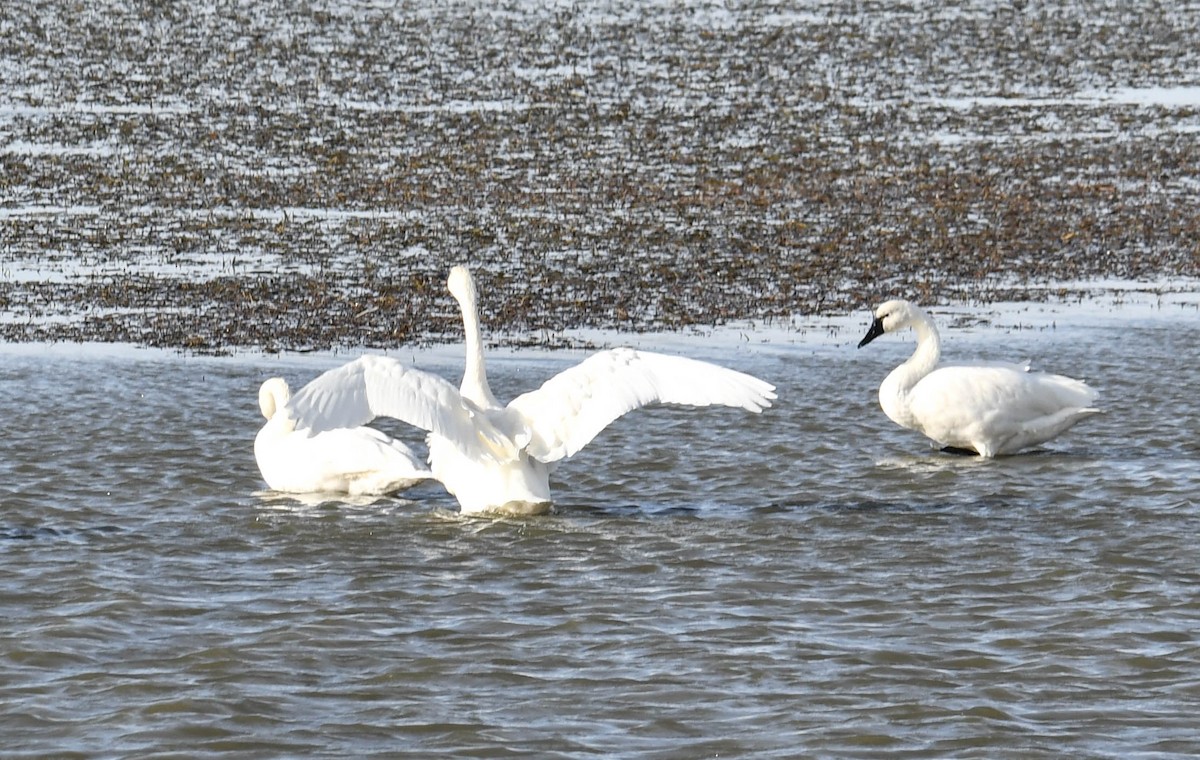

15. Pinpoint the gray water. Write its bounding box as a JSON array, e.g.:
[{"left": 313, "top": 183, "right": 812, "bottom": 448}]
[{"left": 2, "top": 301, "right": 1198, "bottom": 758}]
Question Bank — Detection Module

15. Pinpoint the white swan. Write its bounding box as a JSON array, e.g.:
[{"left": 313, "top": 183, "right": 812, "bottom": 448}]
[
  {"left": 254, "top": 377, "right": 433, "bottom": 495},
  {"left": 282, "top": 265, "right": 777, "bottom": 514},
  {"left": 857, "top": 299, "right": 1101, "bottom": 457}
]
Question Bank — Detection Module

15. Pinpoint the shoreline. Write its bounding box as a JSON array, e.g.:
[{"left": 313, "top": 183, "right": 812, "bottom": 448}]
[{"left": 3, "top": 276, "right": 1194, "bottom": 363}]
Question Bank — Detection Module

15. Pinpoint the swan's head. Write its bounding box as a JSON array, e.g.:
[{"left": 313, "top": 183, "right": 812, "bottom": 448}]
[
  {"left": 258, "top": 377, "right": 291, "bottom": 420},
  {"left": 857, "top": 299, "right": 925, "bottom": 348},
  {"left": 446, "top": 265, "right": 477, "bottom": 309}
]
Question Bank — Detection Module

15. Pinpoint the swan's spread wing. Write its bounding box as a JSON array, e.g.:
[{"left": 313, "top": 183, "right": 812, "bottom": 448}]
[
  {"left": 286, "top": 355, "right": 460, "bottom": 432},
  {"left": 285, "top": 355, "right": 514, "bottom": 458},
  {"left": 507, "top": 347, "right": 776, "bottom": 463}
]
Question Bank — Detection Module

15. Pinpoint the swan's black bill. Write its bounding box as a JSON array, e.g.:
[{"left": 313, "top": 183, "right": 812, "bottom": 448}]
[{"left": 857, "top": 317, "right": 885, "bottom": 348}]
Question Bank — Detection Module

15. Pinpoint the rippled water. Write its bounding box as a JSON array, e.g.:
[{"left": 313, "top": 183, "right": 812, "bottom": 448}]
[{"left": 3, "top": 299, "right": 1199, "bottom": 758}]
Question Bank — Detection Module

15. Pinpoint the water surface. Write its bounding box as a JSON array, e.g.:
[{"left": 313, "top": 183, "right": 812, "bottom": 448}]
[{"left": 2, "top": 301, "right": 1198, "bottom": 757}]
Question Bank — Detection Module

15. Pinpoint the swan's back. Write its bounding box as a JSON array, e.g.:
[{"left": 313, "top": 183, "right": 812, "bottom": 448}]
[
  {"left": 916, "top": 362, "right": 1095, "bottom": 411},
  {"left": 256, "top": 423, "right": 430, "bottom": 495}
]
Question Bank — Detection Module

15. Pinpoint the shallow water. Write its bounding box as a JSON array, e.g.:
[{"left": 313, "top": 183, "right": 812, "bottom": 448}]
[{"left": 2, "top": 302, "right": 1198, "bottom": 758}]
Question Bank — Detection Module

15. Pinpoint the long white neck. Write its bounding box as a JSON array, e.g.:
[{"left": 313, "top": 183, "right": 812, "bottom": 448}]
[
  {"left": 879, "top": 312, "right": 941, "bottom": 427},
  {"left": 457, "top": 286, "right": 500, "bottom": 409}
]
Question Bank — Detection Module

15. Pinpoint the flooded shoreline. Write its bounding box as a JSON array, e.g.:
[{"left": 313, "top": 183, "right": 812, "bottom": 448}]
[{"left": 2, "top": 0, "right": 1198, "bottom": 354}]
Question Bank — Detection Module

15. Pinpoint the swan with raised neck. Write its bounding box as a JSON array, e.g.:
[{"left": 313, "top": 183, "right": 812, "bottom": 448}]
[
  {"left": 858, "top": 299, "right": 1101, "bottom": 457},
  {"left": 279, "top": 265, "right": 778, "bottom": 514}
]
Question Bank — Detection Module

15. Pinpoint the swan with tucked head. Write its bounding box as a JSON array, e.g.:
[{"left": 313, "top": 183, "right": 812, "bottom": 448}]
[
  {"left": 282, "top": 265, "right": 777, "bottom": 514},
  {"left": 857, "top": 299, "right": 1101, "bottom": 457},
  {"left": 254, "top": 377, "right": 432, "bottom": 495}
]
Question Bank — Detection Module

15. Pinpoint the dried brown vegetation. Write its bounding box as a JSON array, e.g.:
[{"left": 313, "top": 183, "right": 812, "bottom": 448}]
[{"left": 1, "top": 1, "right": 1197, "bottom": 353}]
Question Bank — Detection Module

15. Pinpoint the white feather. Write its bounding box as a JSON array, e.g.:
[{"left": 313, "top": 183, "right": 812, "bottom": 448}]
[
  {"left": 510, "top": 347, "right": 776, "bottom": 462},
  {"left": 858, "top": 299, "right": 1101, "bottom": 457},
  {"left": 279, "top": 266, "right": 776, "bottom": 514},
  {"left": 285, "top": 356, "right": 516, "bottom": 462},
  {"left": 253, "top": 377, "right": 432, "bottom": 496}
]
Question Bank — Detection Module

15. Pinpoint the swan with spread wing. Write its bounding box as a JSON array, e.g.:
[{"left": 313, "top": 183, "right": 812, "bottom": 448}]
[{"left": 283, "top": 266, "right": 776, "bottom": 514}]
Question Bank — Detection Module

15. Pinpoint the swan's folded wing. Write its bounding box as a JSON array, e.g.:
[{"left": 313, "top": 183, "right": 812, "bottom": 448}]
[
  {"left": 507, "top": 347, "right": 776, "bottom": 463},
  {"left": 285, "top": 355, "right": 513, "bottom": 458},
  {"left": 306, "top": 426, "right": 432, "bottom": 480},
  {"left": 913, "top": 364, "right": 1099, "bottom": 427}
]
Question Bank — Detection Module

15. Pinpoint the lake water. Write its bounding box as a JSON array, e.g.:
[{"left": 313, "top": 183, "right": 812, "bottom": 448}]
[{"left": 3, "top": 293, "right": 1198, "bottom": 758}]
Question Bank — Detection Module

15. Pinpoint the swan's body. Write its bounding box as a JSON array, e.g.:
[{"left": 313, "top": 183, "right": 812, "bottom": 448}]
[
  {"left": 283, "top": 266, "right": 776, "bottom": 514},
  {"left": 254, "top": 377, "right": 432, "bottom": 495},
  {"left": 857, "top": 299, "right": 1101, "bottom": 457}
]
